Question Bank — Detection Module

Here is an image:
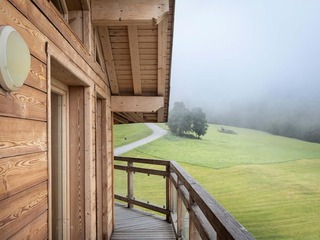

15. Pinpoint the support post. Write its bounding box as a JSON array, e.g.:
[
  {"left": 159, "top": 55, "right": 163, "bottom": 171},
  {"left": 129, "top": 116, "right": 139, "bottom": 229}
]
[
  {"left": 127, "top": 161, "right": 134, "bottom": 208},
  {"left": 166, "top": 165, "right": 171, "bottom": 222},
  {"left": 177, "top": 180, "right": 183, "bottom": 238}
]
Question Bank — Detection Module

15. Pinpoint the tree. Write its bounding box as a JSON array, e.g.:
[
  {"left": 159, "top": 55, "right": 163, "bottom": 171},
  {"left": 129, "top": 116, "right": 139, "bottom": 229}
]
[
  {"left": 167, "top": 102, "right": 191, "bottom": 136},
  {"left": 167, "top": 102, "right": 208, "bottom": 138},
  {"left": 191, "top": 107, "right": 208, "bottom": 138}
]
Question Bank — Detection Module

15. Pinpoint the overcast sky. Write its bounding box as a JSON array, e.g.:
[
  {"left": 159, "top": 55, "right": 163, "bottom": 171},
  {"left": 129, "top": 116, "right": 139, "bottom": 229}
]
[{"left": 170, "top": 0, "right": 320, "bottom": 112}]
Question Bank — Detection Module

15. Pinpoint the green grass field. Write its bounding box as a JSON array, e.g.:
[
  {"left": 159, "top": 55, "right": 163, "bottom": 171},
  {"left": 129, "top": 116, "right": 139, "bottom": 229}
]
[
  {"left": 114, "top": 123, "right": 320, "bottom": 239},
  {"left": 113, "top": 123, "right": 152, "bottom": 148}
]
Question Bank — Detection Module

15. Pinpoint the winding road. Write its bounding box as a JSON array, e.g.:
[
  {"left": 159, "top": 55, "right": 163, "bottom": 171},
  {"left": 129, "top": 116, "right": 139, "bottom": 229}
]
[{"left": 114, "top": 123, "right": 167, "bottom": 156}]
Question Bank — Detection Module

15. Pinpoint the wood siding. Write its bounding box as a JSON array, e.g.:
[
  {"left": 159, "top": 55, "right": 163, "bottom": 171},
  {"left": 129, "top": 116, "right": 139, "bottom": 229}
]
[{"left": 0, "top": 1, "right": 113, "bottom": 239}]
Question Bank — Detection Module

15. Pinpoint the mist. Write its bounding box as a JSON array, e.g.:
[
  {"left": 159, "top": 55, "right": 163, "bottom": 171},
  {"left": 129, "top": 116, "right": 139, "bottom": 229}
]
[{"left": 169, "top": 0, "right": 320, "bottom": 142}]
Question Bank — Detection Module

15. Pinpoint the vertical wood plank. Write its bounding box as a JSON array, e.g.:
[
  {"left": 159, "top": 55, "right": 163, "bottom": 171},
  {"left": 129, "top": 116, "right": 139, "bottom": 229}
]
[
  {"left": 69, "top": 87, "right": 85, "bottom": 240},
  {"left": 189, "top": 208, "right": 201, "bottom": 240},
  {"left": 83, "top": 10, "right": 92, "bottom": 54},
  {"left": 68, "top": 10, "right": 83, "bottom": 42},
  {"left": 47, "top": 53, "right": 52, "bottom": 240},
  {"left": 128, "top": 25, "right": 142, "bottom": 95},
  {"left": 101, "top": 100, "right": 109, "bottom": 239},
  {"left": 96, "top": 98, "right": 103, "bottom": 240},
  {"left": 84, "top": 86, "right": 96, "bottom": 240},
  {"left": 110, "top": 111, "right": 115, "bottom": 236}
]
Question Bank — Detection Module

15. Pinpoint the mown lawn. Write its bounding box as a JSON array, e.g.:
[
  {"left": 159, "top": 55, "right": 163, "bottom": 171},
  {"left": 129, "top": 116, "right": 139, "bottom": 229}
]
[
  {"left": 113, "top": 123, "right": 152, "bottom": 148},
  {"left": 114, "top": 124, "right": 320, "bottom": 239}
]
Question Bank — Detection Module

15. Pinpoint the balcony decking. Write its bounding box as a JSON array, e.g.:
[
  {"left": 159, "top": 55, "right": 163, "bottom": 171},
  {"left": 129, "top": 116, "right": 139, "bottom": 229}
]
[{"left": 111, "top": 204, "right": 176, "bottom": 239}]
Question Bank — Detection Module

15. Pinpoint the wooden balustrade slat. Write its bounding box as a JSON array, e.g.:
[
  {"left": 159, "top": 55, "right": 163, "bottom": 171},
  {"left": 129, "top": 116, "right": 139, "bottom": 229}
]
[
  {"left": 178, "top": 184, "right": 190, "bottom": 210},
  {"left": 176, "top": 189, "right": 183, "bottom": 238},
  {"left": 170, "top": 212, "right": 178, "bottom": 237},
  {"left": 191, "top": 204, "right": 216, "bottom": 240},
  {"left": 189, "top": 207, "right": 202, "bottom": 240},
  {"left": 170, "top": 172, "right": 178, "bottom": 188}
]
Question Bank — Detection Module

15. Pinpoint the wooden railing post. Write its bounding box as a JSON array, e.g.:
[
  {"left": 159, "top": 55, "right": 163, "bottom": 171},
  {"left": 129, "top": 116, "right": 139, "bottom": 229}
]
[
  {"left": 177, "top": 180, "right": 183, "bottom": 238},
  {"left": 166, "top": 165, "right": 171, "bottom": 222},
  {"left": 127, "top": 161, "right": 133, "bottom": 208}
]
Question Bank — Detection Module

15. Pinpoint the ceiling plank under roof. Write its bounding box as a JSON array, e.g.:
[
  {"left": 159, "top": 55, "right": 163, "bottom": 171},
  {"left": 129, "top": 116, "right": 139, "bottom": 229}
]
[
  {"left": 92, "top": 0, "right": 174, "bottom": 123},
  {"left": 128, "top": 25, "right": 142, "bottom": 95}
]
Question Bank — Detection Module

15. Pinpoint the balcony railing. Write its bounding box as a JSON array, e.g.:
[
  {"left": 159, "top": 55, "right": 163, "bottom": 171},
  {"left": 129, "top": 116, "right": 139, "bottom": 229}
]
[{"left": 114, "top": 156, "right": 255, "bottom": 240}]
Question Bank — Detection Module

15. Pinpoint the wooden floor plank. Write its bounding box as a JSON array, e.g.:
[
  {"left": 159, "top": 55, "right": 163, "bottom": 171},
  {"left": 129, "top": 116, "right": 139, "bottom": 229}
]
[{"left": 111, "top": 204, "right": 176, "bottom": 239}]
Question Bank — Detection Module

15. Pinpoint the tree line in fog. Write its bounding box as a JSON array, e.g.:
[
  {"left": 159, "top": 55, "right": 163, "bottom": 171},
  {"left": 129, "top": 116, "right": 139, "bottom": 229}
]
[{"left": 206, "top": 100, "right": 320, "bottom": 143}]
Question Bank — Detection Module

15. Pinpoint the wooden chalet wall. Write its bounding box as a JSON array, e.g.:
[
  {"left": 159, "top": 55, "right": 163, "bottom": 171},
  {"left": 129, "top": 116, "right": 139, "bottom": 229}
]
[{"left": 0, "top": 0, "right": 114, "bottom": 239}]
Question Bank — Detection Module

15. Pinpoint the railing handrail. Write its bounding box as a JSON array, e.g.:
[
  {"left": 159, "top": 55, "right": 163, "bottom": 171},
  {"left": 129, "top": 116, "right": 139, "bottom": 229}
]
[
  {"left": 114, "top": 156, "right": 255, "bottom": 240},
  {"left": 115, "top": 156, "right": 170, "bottom": 166},
  {"left": 170, "top": 161, "right": 254, "bottom": 240}
]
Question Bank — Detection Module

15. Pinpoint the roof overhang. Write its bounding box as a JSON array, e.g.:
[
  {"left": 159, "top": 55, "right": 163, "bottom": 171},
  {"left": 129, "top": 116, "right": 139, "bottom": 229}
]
[{"left": 92, "top": 0, "right": 175, "bottom": 124}]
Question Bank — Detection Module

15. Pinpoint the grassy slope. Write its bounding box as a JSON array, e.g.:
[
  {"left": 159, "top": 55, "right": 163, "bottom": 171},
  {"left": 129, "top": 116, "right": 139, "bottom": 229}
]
[
  {"left": 115, "top": 124, "right": 320, "bottom": 239},
  {"left": 113, "top": 123, "right": 153, "bottom": 148}
]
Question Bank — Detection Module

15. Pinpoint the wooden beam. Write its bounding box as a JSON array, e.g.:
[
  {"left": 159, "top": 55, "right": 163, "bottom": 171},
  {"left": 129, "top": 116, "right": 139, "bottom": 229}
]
[
  {"left": 157, "top": 16, "right": 168, "bottom": 122},
  {"left": 92, "top": 0, "right": 169, "bottom": 26},
  {"left": 98, "top": 27, "right": 120, "bottom": 94},
  {"left": 111, "top": 96, "right": 164, "bottom": 112},
  {"left": 157, "top": 107, "right": 165, "bottom": 122},
  {"left": 157, "top": 16, "right": 168, "bottom": 96},
  {"left": 128, "top": 26, "right": 142, "bottom": 95}
]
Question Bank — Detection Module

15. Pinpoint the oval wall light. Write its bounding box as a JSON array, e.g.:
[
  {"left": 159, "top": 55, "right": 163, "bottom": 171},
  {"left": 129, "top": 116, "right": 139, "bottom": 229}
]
[{"left": 0, "top": 26, "right": 31, "bottom": 91}]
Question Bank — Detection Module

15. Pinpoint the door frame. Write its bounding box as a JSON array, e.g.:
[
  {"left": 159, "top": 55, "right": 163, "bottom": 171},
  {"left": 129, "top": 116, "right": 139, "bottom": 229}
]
[{"left": 50, "top": 78, "right": 70, "bottom": 240}]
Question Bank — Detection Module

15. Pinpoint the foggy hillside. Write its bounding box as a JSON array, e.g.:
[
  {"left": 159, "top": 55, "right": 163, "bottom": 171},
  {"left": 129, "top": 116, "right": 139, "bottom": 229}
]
[{"left": 169, "top": 0, "right": 320, "bottom": 143}]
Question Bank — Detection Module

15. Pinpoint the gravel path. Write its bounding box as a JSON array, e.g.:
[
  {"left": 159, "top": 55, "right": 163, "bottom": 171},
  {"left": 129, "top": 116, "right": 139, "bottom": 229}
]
[{"left": 114, "top": 123, "right": 167, "bottom": 156}]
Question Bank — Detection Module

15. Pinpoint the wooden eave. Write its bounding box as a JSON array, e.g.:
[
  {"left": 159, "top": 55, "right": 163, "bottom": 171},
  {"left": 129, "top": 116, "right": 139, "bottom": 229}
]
[{"left": 92, "top": 0, "right": 175, "bottom": 124}]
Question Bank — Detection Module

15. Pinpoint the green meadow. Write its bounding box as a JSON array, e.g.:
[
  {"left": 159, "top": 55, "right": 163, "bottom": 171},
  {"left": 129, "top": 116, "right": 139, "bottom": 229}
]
[
  {"left": 113, "top": 123, "right": 152, "bottom": 148},
  {"left": 114, "top": 124, "right": 320, "bottom": 240}
]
